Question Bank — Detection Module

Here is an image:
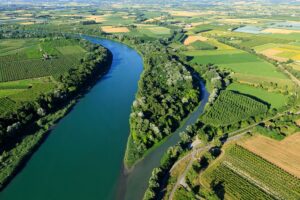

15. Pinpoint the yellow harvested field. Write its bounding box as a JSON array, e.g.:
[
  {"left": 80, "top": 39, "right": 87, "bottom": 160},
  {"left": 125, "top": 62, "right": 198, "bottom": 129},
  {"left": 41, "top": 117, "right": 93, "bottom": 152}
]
[
  {"left": 191, "top": 22, "right": 209, "bottom": 27},
  {"left": 21, "top": 14, "right": 33, "bottom": 17},
  {"left": 261, "top": 48, "right": 288, "bottom": 62},
  {"left": 101, "top": 26, "right": 129, "bottom": 33},
  {"left": 60, "top": 14, "right": 82, "bottom": 17},
  {"left": 241, "top": 134, "right": 300, "bottom": 178},
  {"left": 168, "top": 11, "right": 205, "bottom": 17},
  {"left": 19, "top": 22, "right": 35, "bottom": 25},
  {"left": 144, "top": 16, "right": 164, "bottom": 23},
  {"left": 85, "top": 15, "right": 106, "bottom": 23},
  {"left": 218, "top": 18, "right": 258, "bottom": 24},
  {"left": 290, "top": 63, "right": 300, "bottom": 71},
  {"left": 296, "top": 119, "right": 300, "bottom": 126},
  {"left": 294, "top": 55, "right": 300, "bottom": 60},
  {"left": 184, "top": 35, "right": 208, "bottom": 45},
  {"left": 262, "top": 28, "right": 300, "bottom": 34}
]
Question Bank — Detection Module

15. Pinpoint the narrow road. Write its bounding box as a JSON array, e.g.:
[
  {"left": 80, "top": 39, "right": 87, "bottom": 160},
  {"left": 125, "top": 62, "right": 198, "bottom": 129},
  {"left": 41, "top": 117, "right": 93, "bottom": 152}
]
[{"left": 168, "top": 132, "right": 246, "bottom": 200}]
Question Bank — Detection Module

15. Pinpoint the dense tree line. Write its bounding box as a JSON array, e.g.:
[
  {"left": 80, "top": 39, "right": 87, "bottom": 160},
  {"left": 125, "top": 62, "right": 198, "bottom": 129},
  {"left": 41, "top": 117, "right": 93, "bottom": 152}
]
[
  {"left": 124, "top": 41, "right": 201, "bottom": 167},
  {"left": 193, "top": 64, "right": 231, "bottom": 104},
  {"left": 256, "top": 114, "right": 300, "bottom": 140}
]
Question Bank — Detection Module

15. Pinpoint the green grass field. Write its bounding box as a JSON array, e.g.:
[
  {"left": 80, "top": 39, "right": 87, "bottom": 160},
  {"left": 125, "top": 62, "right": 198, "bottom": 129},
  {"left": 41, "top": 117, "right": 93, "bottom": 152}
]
[
  {"left": 227, "top": 83, "right": 288, "bottom": 109},
  {"left": 191, "top": 52, "right": 260, "bottom": 65}
]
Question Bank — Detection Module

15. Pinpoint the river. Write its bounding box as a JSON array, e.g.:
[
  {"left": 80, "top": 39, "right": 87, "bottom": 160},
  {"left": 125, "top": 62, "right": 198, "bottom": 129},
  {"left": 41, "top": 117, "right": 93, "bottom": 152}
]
[
  {"left": 0, "top": 37, "right": 209, "bottom": 200},
  {"left": 0, "top": 37, "right": 143, "bottom": 200}
]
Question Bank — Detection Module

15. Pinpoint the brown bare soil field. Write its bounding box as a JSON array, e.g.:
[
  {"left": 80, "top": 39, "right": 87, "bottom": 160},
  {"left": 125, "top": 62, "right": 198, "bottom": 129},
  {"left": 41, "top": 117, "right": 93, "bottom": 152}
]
[
  {"left": 240, "top": 134, "right": 300, "bottom": 178},
  {"left": 262, "top": 28, "right": 300, "bottom": 34},
  {"left": 101, "top": 26, "right": 129, "bottom": 33},
  {"left": 184, "top": 35, "right": 208, "bottom": 45},
  {"left": 261, "top": 48, "right": 288, "bottom": 62}
]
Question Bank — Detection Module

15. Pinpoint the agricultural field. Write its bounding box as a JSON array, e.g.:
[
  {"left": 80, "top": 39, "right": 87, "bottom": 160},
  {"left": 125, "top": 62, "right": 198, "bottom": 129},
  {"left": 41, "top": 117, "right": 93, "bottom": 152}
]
[
  {"left": 0, "top": 38, "right": 86, "bottom": 82},
  {"left": 130, "top": 24, "right": 171, "bottom": 38},
  {"left": 101, "top": 26, "right": 130, "bottom": 33},
  {"left": 240, "top": 134, "right": 300, "bottom": 178},
  {"left": 0, "top": 77, "right": 56, "bottom": 116},
  {"left": 201, "top": 90, "right": 268, "bottom": 127},
  {"left": 185, "top": 44, "right": 291, "bottom": 88},
  {"left": 0, "top": 37, "right": 86, "bottom": 115},
  {"left": 180, "top": 25, "right": 296, "bottom": 106},
  {"left": 227, "top": 83, "right": 288, "bottom": 109},
  {"left": 254, "top": 43, "right": 300, "bottom": 62},
  {"left": 201, "top": 144, "right": 300, "bottom": 200}
]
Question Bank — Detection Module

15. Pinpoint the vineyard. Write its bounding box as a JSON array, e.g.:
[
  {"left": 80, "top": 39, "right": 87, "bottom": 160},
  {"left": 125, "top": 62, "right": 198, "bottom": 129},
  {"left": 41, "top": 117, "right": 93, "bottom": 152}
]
[
  {"left": 0, "top": 56, "right": 80, "bottom": 82},
  {"left": 0, "top": 78, "right": 56, "bottom": 116},
  {"left": 0, "top": 38, "right": 85, "bottom": 82},
  {"left": 0, "top": 37, "right": 89, "bottom": 116},
  {"left": 202, "top": 145, "right": 300, "bottom": 200},
  {"left": 201, "top": 90, "right": 268, "bottom": 126},
  {"left": 0, "top": 97, "right": 18, "bottom": 115}
]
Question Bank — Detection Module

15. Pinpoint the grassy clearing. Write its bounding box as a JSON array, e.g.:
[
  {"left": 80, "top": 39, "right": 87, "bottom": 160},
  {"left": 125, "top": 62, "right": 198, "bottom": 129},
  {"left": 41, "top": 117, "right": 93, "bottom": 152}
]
[
  {"left": 221, "top": 61, "right": 286, "bottom": 78},
  {"left": 191, "top": 52, "right": 260, "bottom": 65},
  {"left": 233, "top": 73, "right": 294, "bottom": 90},
  {"left": 190, "top": 41, "right": 217, "bottom": 50},
  {"left": 135, "top": 25, "right": 171, "bottom": 38},
  {"left": 227, "top": 83, "right": 288, "bottom": 109},
  {"left": 56, "top": 45, "right": 86, "bottom": 55},
  {"left": 184, "top": 49, "right": 241, "bottom": 56}
]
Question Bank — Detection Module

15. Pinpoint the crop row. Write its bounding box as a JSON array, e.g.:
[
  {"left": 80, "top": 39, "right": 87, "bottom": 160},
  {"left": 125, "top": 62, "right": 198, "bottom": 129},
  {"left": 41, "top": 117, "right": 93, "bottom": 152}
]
[
  {"left": 0, "top": 97, "right": 17, "bottom": 115},
  {"left": 0, "top": 56, "right": 80, "bottom": 82},
  {"left": 201, "top": 90, "right": 268, "bottom": 126},
  {"left": 206, "top": 163, "right": 275, "bottom": 200},
  {"left": 225, "top": 145, "right": 300, "bottom": 200}
]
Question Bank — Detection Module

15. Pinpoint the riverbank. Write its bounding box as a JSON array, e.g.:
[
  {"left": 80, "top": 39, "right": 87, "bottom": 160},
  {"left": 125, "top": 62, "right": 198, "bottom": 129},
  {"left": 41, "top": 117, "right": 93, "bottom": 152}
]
[{"left": 0, "top": 42, "right": 113, "bottom": 191}]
